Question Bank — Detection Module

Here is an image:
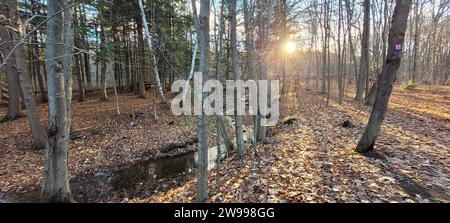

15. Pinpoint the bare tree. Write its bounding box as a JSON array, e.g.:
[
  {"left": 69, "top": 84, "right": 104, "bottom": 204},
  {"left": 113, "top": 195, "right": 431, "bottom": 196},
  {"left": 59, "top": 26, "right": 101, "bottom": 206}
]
[
  {"left": 63, "top": 0, "right": 75, "bottom": 131},
  {"left": 256, "top": 0, "right": 274, "bottom": 143},
  {"left": 337, "top": 0, "right": 344, "bottom": 104},
  {"left": 0, "top": 24, "right": 24, "bottom": 122},
  {"left": 99, "top": 0, "right": 108, "bottom": 101},
  {"left": 344, "top": 0, "right": 358, "bottom": 85},
  {"left": 136, "top": 14, "right": 146, "bottom": 98},
  {"left": 411, "top": 0, "right": 422, "bottom": 83},
  {"left": 1, "top": 0, "right": 46, "bottom": 149},
  {"left": 196, "top": 0, "right": 210, "bottom": 203},
  {"left": 229, "top": 0, "right": 245, "bottom": 159},
  {"left": 42, "top": 0, "right": 74, "bottom": 202},
  {"left": 74, "top": 7, "right": 85, "bottom": 102},
  {"left": 355, "top": 0, "right": 371, "bottom": 101},
  {"left": 356, "top": 0, "right": 412, "bottom": 153},
  {"left": 181, "top": 0, "right": 200, "bottom": 103},
  {"left": 138, "top": 0, "right": 166, "bottom": 102},
  {"left": 243, "top": 0, "right": 259, "bottom": 147}
]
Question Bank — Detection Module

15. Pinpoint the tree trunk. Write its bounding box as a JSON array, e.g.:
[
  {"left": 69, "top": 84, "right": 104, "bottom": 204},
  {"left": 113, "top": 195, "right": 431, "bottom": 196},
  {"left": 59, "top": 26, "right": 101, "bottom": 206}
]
[
  {"left": 344, "top": 0, "right": 358, "bottom": 85},
  {"left": 42, "top": 0, "right": 74, "bottom": 202},
  {"left": 2, "top": 0, "right": 46, "bottom": 149},
  {"left": 196, "top": 0, "right": 210, "bottom": 203},
  {"left": 243, "top": 0, "right": 255, "bottom": 82},
  {"left": 99, "top": 51, "right": 108, "bottom": 101},
  {"left": 83, "top": 52, "right": 91, "bottom": 90},
  {"left": 181, "top": 0, "right": 200, "bottom": 103},
  {"left": 325, "top": 0, "right": 331, "bottom": 107},
  {"left": 355, "top": 0, "right": 370, "bottom": 101},
  {"left": 257, "top": 0, "right": 274, "bottom": 143},
  {"left": 364, "top": 80, "right": 378, "bottom": 106},
  {"left": 411, "top": 0, "right": 421, "bottom": 83},
  {"left": 32, "top": 31, "right": 47, "bottom": 103},
  {"left": 123, "top": 26, "right": 131, "bottom": 91},
  {"left": 338, "top": 0, "right": 344, "bottom": 104},
  {"left": 321, "top": 0, "right": 329, "bottom": 96},
  {"left": 109, "top": 59, "right": 121, "bottom": 115},
  {"left": 356, "top": 0, "right": 412, "bottom": 153},
  {"left": 99, "top": 1, "right": 108, "bottom": 101},
  {"left": 229, "top": 0, "right": 245, "bottom": 159},
  {"left": 99, "top": 33, "right": 108, "bottom": 101},
  {"left": 365, "top": 0, "right": 391, "bottom": 106},
  {"left": 244, "top": 0, "right": 258, "bottom": 145},
  {"left": 214, "top": 1, "right": 234, "bottom": 152},
  {"left": 136, "top": 16, "right": 146, "bottom": 98},
  {"left": 138, "top": 0, "right": 166, "bottom": 102},
  {"left": 0, "top": 25, "right": 24, "bottom": 122},
  {"left": 75, "top": 54, "right": 86, "bottom": 102}
]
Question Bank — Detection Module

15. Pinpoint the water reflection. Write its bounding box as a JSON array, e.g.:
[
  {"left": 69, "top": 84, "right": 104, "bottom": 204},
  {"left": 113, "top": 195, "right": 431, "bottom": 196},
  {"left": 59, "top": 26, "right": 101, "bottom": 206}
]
[{"left": 112, "top": 143, "right": 230, "bottom": 190}]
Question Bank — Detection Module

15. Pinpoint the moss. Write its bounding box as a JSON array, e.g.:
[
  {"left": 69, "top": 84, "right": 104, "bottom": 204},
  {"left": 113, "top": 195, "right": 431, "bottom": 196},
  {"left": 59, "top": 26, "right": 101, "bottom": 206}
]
[{"left": 401, "top": 80, "right": 416, "bottom": 90}]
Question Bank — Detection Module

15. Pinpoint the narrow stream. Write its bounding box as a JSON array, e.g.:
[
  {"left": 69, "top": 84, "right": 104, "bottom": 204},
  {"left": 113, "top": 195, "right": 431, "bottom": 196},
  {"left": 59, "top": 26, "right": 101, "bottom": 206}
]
[
  {"left": 112, "top": 121, "right": 253, "bottom": 190},
  {"left": 112, "top": 142, "right": 233, "bottom": 190}
]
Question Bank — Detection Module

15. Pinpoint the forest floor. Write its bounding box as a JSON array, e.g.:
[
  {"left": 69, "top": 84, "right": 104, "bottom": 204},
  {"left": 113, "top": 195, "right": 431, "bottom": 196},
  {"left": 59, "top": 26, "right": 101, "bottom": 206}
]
[{"left": 0, "top": 84, "right": 449, "bottom": 203}]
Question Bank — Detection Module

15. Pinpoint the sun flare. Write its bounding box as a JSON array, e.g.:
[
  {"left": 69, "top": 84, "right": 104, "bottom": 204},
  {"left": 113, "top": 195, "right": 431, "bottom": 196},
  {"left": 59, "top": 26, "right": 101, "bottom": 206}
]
[{"left": 284, "top": 41, "right": 296, "bottom": 53}]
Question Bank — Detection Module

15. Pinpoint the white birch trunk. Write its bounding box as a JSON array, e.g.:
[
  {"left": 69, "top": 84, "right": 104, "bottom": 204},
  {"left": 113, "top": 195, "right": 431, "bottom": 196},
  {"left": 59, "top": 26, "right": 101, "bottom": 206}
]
[
  {"left": 138, "top": 0, "right": 166, "bottom": 102},
  {"left": 182, "top": 41, "right": 198, "bottom": 103},
  {"left": 181, "top": 0, "right": 201, "bottom": 103}
]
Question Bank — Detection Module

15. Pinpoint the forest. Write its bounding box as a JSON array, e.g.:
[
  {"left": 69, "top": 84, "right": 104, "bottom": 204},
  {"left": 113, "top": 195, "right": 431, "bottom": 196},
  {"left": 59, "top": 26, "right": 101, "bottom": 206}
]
[{"left": 0, "top": 0, "right": 449, "bottom": 204}]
